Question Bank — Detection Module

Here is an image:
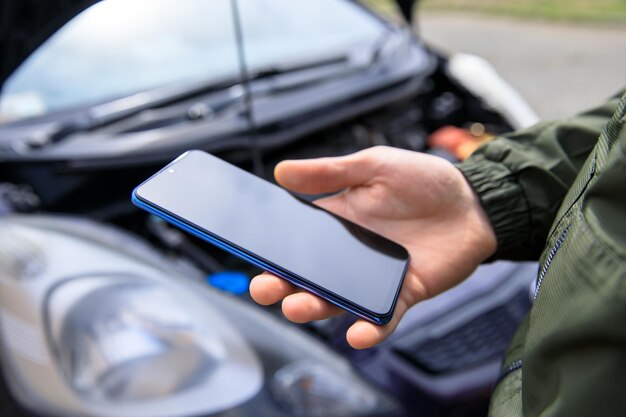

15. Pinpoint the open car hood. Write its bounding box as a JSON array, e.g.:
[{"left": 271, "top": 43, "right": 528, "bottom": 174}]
[{"left": 0, "top": 0, "right": 99, "bottom": 88}]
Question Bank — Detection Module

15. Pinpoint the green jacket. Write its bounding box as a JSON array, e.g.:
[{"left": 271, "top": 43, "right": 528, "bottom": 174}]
[{"left": 458, "top": 90, "right": 626, "bottom": 417}]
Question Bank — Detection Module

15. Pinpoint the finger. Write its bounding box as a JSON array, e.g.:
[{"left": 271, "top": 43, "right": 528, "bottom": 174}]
[
  {"left": 345, "top": 320, "right": 391, "bottom": 349},
  {"left": 249, "top": 272, "right": 299, "bottom": 305},
  {"left": 345, "top": 297, "right": 410, "bottom": 349},
  {"left": 274, "top": 148, "right": 381, "bottom": 194},
  {"left": 281, "top": 292, "right": 344, "bottom": 323},
  {"left": 346, "top": 320, "right": 396, "bottom": 349}
]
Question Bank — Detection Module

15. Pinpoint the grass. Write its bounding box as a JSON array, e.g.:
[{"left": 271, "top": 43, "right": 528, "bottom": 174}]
[{"left": 363, "top": 0, "right": 626, "bottom": 24}]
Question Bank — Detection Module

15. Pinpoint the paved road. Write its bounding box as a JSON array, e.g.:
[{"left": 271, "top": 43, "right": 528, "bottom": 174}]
[{"left": 418, "top": 13, "right": 626, "bottom": 119}]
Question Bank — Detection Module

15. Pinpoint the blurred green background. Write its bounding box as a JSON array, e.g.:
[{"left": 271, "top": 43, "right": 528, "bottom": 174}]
[{"left": 364, "top": 0, "right": 626, "bottom": 23}]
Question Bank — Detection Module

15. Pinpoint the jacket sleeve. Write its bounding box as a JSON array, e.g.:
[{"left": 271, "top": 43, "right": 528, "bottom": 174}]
[{"left": 456, "top": 91, "right": 624, "bottom": 261}]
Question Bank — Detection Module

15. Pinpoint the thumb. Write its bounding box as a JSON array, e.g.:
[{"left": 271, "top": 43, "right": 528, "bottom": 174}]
[{"left": 274, "top": 149, "right": 378, "bottom": 194}]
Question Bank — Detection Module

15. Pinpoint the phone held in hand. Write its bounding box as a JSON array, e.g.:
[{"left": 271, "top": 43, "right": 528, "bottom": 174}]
[{"left": 132, "top": 150, "right": 409, "bottom": 324}]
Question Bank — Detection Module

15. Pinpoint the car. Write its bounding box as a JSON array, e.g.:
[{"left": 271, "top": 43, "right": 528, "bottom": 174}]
[
  {"left": 0, "top": 1, "right": 539, "bottom": 416},
  {"left": 0, "top": 0, "right": 532, "bottom": 215}
]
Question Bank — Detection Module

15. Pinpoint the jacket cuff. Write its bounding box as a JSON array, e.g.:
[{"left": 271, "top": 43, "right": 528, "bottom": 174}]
[{"left": 457, "top": 155, "right": 532, "bottom": 261}]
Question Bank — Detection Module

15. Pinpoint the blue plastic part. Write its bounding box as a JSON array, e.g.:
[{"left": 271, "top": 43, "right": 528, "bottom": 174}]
[{"left": 208, "top": 271, "right": 250, "bottom": 295}]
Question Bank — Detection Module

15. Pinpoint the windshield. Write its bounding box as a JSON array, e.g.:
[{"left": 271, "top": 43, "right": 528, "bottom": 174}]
[{"left": 0, "top": 0, "right": 387, "bottom": 123}]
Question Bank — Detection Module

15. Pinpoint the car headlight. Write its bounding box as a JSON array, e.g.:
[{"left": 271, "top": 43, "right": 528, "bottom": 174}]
[
  {"left": 51, "top": 279, "right": 225, "bottom": 401},
  {"left": 0, "top": 218, "right": 263, "bottom": 417},
  {"left": 43, "top": 273, "right": 263, "bottom": 413}
]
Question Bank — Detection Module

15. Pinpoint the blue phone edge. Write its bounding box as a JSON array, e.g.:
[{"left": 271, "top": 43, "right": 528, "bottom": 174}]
[{"left": 131, "top": 188, "right": 404, "bottom": 325}]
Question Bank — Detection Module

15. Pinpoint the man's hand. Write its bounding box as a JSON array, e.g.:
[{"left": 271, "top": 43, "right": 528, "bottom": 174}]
[{"left": 249, "top": 146, "right": 497, "bottom": 349}]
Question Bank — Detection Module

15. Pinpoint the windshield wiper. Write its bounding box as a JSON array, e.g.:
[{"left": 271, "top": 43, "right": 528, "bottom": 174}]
[
  {"left": 37, "top": 76, "right": 244, "bottom": 145},
  {"left": 31, "top": 57, "right": 351, "bottom": 145}
]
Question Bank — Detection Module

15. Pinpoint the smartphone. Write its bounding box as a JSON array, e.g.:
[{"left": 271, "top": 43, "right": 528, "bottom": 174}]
[{"left": 132, "top": 150, "right": 409, "bottom": 324}]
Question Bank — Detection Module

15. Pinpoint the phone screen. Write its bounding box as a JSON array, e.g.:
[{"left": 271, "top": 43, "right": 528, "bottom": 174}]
[{"left": 134, "top": 151, "right": 408, "bottom": 317}]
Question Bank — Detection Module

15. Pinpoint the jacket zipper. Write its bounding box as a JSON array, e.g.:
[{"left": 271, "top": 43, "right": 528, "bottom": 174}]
[
  {"left": 494, "top": 225, "right": 571, "bottom": 390},
  {"left": 533, "top": 225, "right": 571, "bottom": 302},
  {"left": 495, "top": 359, "right": 523, "bottom": 388}
]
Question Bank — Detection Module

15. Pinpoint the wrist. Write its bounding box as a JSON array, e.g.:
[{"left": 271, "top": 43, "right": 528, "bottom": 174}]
[
  {"left": 456, "top": 155, "right": 531, "bottom": 261},
  {"left": 454, "top": 167, "right": 498, "bottom": 263}
]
